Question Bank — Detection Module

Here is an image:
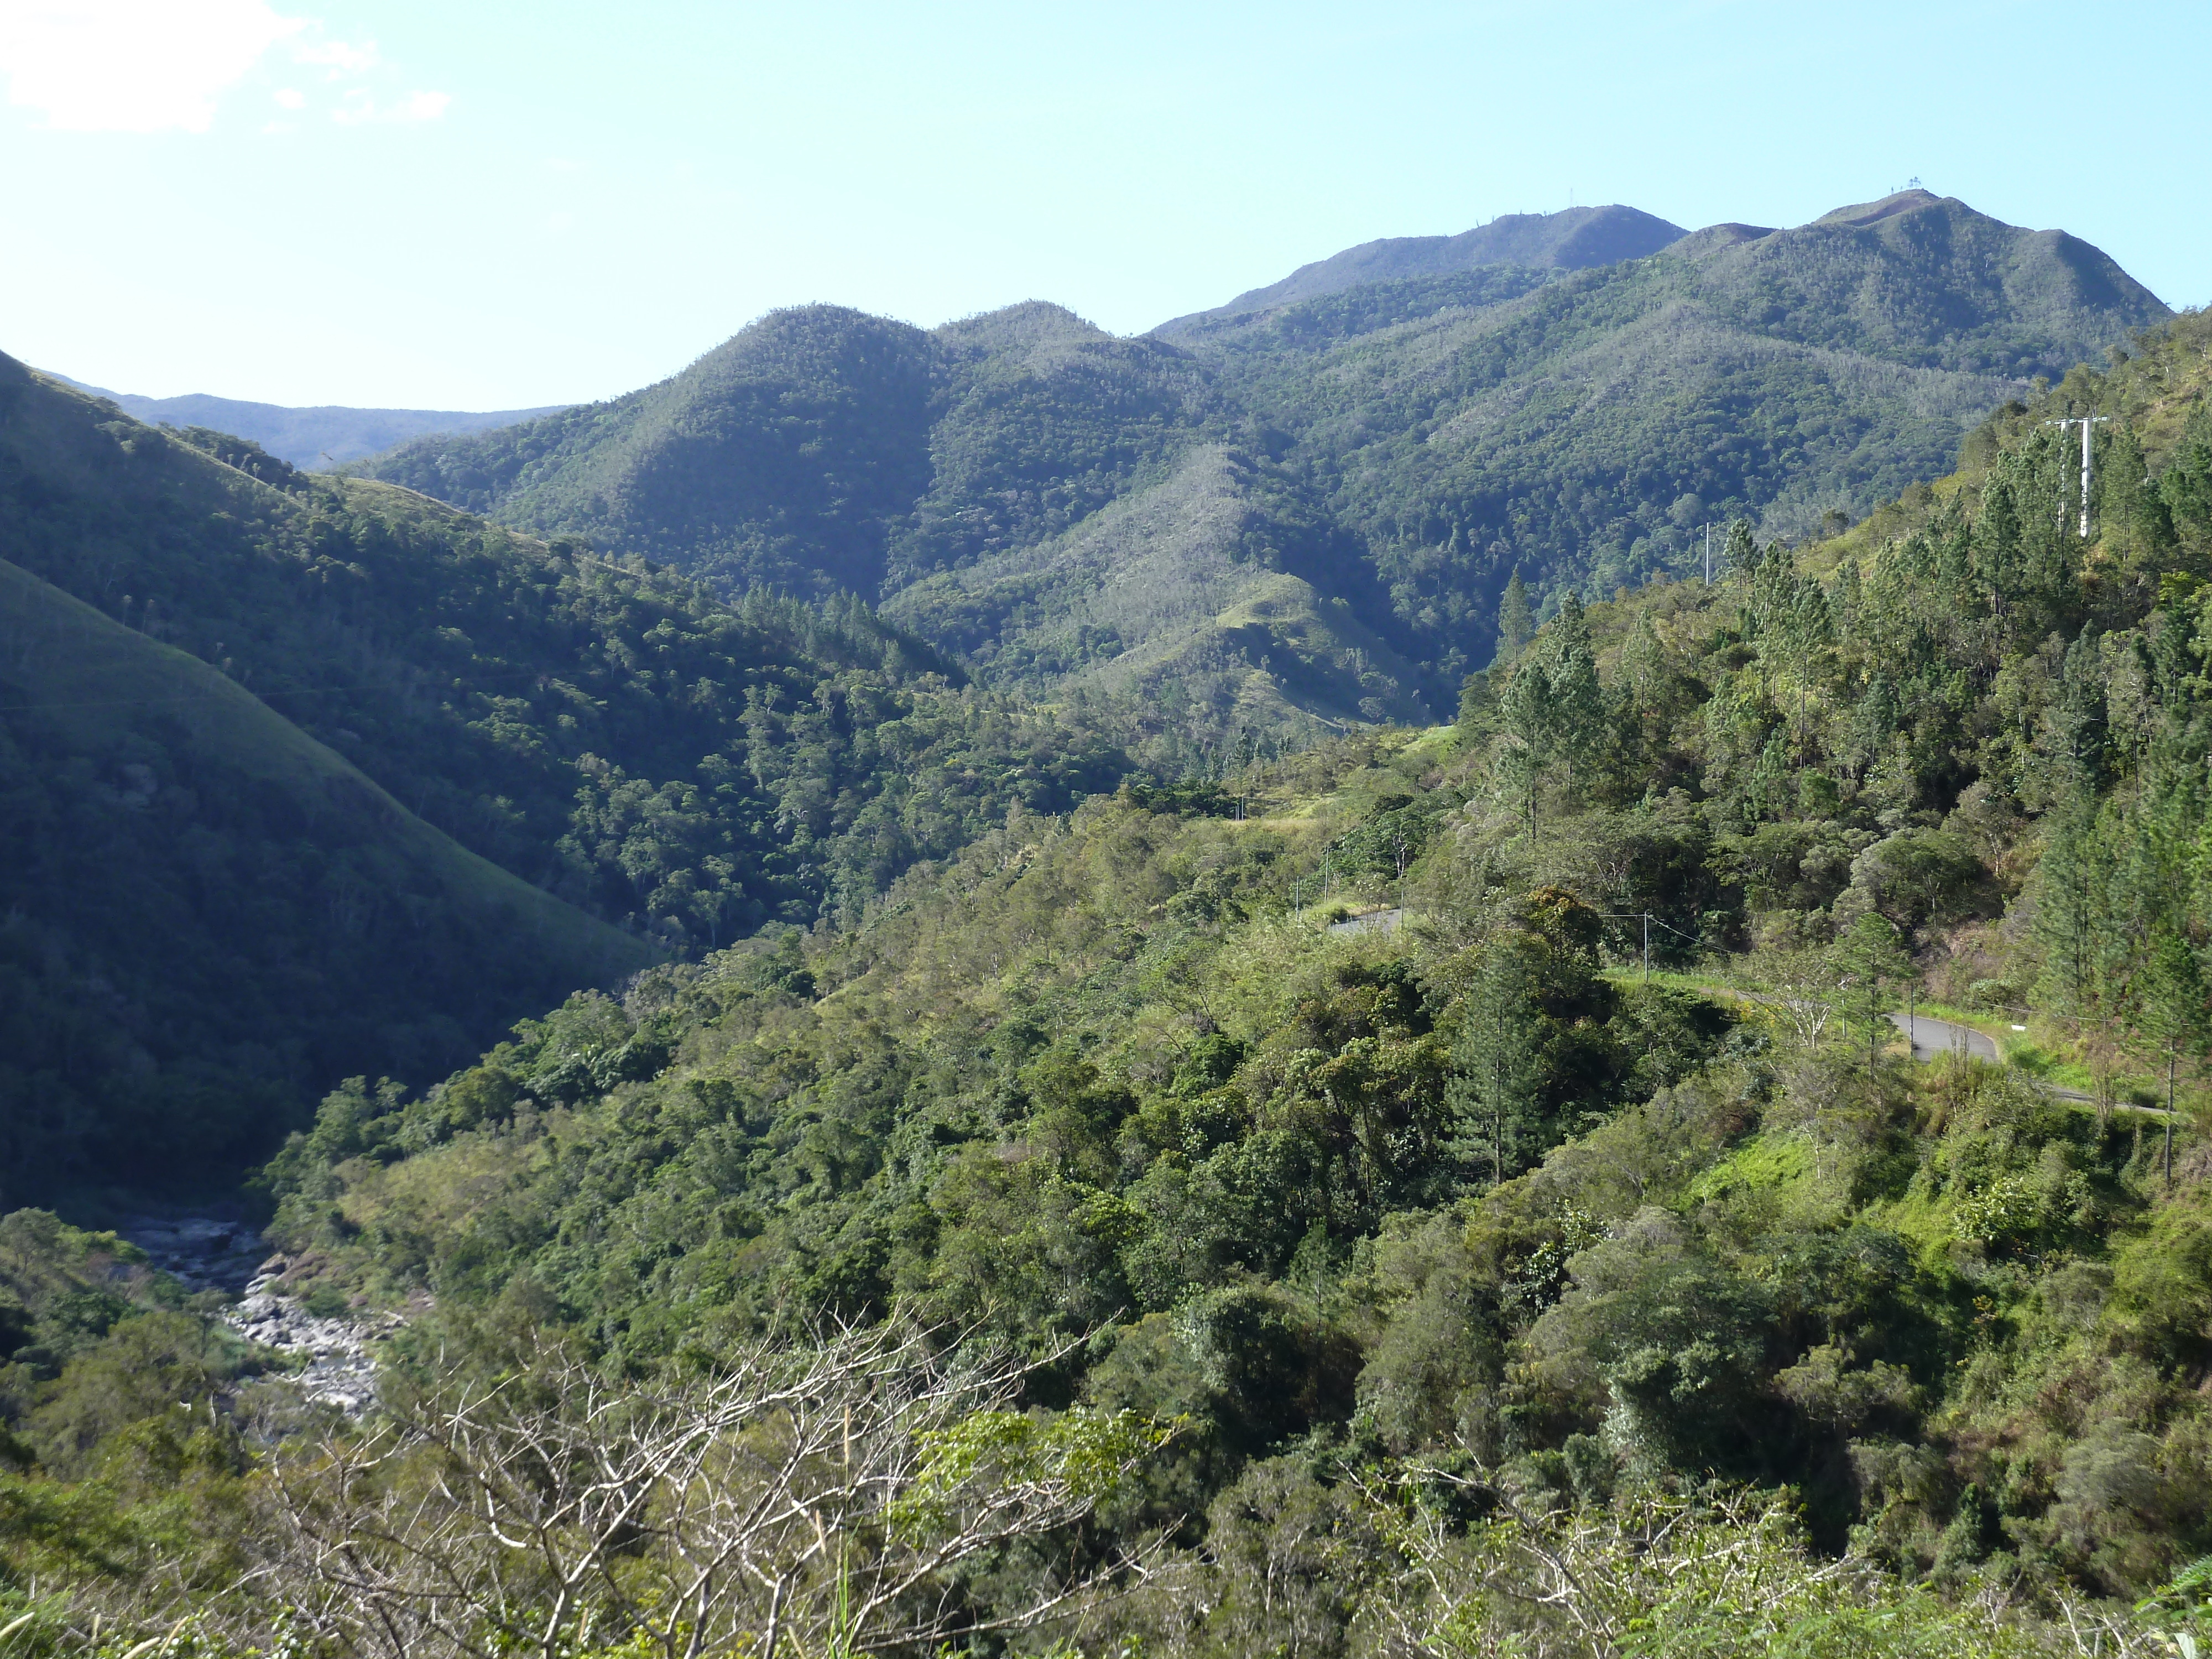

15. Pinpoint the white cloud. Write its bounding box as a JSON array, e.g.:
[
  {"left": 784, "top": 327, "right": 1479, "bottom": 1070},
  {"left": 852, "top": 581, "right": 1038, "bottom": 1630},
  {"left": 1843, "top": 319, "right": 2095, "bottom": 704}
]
[
  {"left": 0, "top": 0, "right": 304, "bottom": 132},
  {"left": 273, "top": 86, "right": 304, "bottom": 109},
  {"left": 293, "top": 37, "right": 377, "bottom": 75},
  {"left": 330, "top": 87, "right": 447, "bottom": 126}
]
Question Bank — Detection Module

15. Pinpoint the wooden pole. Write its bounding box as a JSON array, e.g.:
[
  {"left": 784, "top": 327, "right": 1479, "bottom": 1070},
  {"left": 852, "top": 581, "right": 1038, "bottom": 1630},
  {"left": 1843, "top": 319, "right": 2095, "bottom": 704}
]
[{"left": 2168, "top": 1047, "right": 2177, "bottom": 1189}]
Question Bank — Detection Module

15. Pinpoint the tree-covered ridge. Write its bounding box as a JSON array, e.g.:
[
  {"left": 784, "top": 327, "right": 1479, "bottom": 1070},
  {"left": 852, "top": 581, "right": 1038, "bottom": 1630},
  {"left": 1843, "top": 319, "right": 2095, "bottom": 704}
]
[
  {"left": 356, "top": 301, "right": 1221, "bottom": 603},
  {"left": 348, "top": 306, "right": 941, "bottom": 597},
  {"left": 0, "top": 358, "right": 1146, "bottom": 1197},
  {"left": 347, "top": 197, "right": 2168, "bottom": 744},
  {"left": 1178, "top": 192, "right": 2171, "bottom": 685},
  {"left": 1153, "top": 202, "right": 1689, "bottom": 332},
  {"left": 201, "top": 326, "right": 2212, "bottom": 1640},
  {"left": 884, "top": 302, "right": 1218, "bottom": 586}
]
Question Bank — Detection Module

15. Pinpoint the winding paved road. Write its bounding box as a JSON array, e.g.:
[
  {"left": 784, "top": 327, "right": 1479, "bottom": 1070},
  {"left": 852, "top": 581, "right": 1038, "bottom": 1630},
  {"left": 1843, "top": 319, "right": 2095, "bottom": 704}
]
[
  {"left": 1889, "top": 1011, "right": 1999, "bottom": 1065},
  {"left": 1327, "top": 906, "right": 1405, "bottom": 937},
  {"left": 1887, "top": 1011, "right": 2099, "bottom": 1105}
]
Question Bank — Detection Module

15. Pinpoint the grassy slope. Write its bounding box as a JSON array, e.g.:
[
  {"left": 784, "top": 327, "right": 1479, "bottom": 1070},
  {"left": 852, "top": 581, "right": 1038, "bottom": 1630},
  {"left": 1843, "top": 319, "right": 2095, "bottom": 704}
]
[
  {"left": 883, "top": 445, "right": 1434, "bottom": 734},
  {"left": 0, "top": 556, "right": 654, "bottom": 985}
]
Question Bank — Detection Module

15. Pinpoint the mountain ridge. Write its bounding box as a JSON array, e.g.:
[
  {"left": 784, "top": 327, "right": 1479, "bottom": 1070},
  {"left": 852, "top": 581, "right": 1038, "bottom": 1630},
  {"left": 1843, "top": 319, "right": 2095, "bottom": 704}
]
[
  {"left": 345, "top": 192, "right": 2168, "bottom": 733},
  {"left": 40, "top": 373, "right": 565, "bottom": 467},
  {"left": 1153, "top": 204, "right": 1690, "bottom": 335}
]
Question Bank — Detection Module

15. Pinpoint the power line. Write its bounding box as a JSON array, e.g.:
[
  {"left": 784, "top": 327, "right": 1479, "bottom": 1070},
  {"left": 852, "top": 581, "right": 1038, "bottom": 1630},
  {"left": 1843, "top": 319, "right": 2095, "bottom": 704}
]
[{"left": 1598, "top": 909, "right": 1700, "bottom": 978}]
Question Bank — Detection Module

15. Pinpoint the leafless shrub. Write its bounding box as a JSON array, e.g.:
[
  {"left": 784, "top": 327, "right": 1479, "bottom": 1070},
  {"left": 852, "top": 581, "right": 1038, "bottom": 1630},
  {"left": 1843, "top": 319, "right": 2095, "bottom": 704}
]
[
  {"left": 1345, "top": 1470, "right": 2157, "bottom": 1659},
  {"left": 255, "top": 1322, "right": 1171, "bottom": 1659}
]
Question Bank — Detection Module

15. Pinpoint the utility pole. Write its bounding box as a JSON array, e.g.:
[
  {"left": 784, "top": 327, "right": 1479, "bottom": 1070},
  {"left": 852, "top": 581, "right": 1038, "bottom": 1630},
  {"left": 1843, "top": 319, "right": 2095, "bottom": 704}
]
[
  {"left": 1702, "top": 523, "right": 1714, "bottom": 584},
  {"left": 1493, "top": 1047, "right": 1505, "bottom": 1191},
  {"left": 2044, "top": 416, "right": 2109, "bottom": 538},
  {"left": 1600, "top": 909, "right": 1666, "bottom": 979},
  {"left": 2167, "top": 1045, "right": 2177, "bottom": 1189}
]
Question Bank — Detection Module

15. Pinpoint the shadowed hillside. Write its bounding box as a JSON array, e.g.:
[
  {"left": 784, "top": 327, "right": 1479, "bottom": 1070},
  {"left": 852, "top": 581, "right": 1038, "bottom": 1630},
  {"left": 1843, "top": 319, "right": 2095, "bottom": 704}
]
[
  {"left": 0, "top": 556, "right": 652, "bottom": 1197},
  {"left": 0, "top": 353, "right": 1136, "bottom": 1196}
]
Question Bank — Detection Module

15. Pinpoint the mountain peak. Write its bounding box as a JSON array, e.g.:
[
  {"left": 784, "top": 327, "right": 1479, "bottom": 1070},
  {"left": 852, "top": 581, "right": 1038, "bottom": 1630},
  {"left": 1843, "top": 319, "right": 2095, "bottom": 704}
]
[
  {"left": 1814, "top": 187, "right": 1947, "bottom": 228},
  {"left": 938, "top": 301, "right": 1110, "bottom": 353},
  {"left": 1156, "top": 204, "right": 1687, "bottom": 335}
]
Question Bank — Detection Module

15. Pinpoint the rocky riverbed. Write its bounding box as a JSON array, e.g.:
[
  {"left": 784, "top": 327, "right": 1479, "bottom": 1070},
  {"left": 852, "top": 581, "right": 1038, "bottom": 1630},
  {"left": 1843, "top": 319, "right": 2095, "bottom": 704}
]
[
  {"left": 116, "top": 1215, "right": 402, "bottom": 1415},
  {"left": 228, "top": 1264, "right": 401, "bottom": 1415},
  {"left": 114, "top": 1213, "right": 269, "bottom": 1294}
]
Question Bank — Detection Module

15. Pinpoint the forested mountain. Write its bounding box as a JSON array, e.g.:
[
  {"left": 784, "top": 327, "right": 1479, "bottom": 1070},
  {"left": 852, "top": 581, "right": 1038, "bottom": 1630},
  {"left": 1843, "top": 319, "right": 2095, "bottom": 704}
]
[
  {"left": 1152, "top": 201, "right": 1689, "bottom": 329},
  {"left": 0, "top": 356, "right": 1133, "bottom": 1198},
  {"left": 354, "top": 307, "right": 946, "bottom": 596},
  {"left": 8, "top": 199, "right": 2212, "bottom": 1659},
  {"left": 1175, "top": 189, "right": 2171, "bottom": 679},
  {"left": 356, "top": 302, "right": 1223, "bottom": 603},
  {"left": 356, "top": 194, "right": 2167, "bottom": 734},
  {"left": 34, "top": 302, "right": 2210, "bottom": 1652},
  {"left": 43, "top": 373, "right": 561, "bottom": 466}
]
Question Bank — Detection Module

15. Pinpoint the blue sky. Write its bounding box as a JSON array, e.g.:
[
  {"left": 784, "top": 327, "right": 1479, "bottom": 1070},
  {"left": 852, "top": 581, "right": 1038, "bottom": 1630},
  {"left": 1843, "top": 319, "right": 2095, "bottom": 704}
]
[{"left": 2, "top": 1, "right": 2205, "bottom": 409}]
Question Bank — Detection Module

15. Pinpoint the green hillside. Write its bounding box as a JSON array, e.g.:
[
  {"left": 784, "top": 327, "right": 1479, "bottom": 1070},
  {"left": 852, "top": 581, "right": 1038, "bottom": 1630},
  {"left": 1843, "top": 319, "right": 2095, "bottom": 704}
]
[
  {"left": 1179, "top": 190, "right": 2171, "bottom": 679},
  {"left": 349, "top": 306, "right": 941, "bottom": 595},
  {"left": 354, "top": 194, "right": 2167, "bottom": 736},
  {"left": 0, "top": 554, "right": 652, "bottom": 1198},
  {"left": 165, "top": 307, "right": 2212, "bottom": 1642},
  {"left": 356, "top": 301, "right": 1219, "bottom": 602},
  {"left": 0, "top": 356, "right": 1138, "bottom": 1196},
  {"left": 883, "top": 444, "right": 1436, "bottom": 733}
]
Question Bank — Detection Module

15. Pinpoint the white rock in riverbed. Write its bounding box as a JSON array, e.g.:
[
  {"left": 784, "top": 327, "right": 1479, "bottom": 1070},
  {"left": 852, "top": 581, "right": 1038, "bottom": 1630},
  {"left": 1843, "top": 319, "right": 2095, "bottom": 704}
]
[{"left": 222, "top": 1263, "right": 405, "bottom": 1416}]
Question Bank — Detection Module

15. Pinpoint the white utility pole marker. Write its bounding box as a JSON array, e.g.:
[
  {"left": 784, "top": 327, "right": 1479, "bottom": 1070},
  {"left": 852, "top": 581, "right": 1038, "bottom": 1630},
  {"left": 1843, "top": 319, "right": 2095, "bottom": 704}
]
[{"left": 2044, "top": 416, "right": 2109, "bottom": 538}]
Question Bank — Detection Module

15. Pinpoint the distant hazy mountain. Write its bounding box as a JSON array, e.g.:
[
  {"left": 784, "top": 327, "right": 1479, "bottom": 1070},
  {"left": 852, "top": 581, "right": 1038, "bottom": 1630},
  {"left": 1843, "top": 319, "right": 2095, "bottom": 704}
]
[
  {"left": 1155, "top": 203, "right": 1689, "bottom": 335},
  {"left": 356, "top": 193, "right": 2168, "bottom": 722},
  {"left": 41, "top": 374, "right": 564, "bottom": 466}
]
